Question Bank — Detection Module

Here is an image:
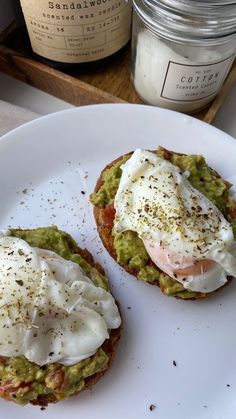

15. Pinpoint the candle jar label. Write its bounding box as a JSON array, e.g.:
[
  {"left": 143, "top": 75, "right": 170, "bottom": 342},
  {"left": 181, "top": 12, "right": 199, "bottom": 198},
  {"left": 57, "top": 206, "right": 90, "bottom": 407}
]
[
  {"left": 19, "top": 0, "right": 131, "bottom": 63},
  {"left": 161, "top": 55, "right": 235, "bottom": 102}
]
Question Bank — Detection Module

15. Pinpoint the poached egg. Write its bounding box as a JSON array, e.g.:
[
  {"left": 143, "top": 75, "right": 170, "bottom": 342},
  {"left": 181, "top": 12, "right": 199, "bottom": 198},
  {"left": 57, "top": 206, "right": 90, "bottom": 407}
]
[
  {"left": 114, "top": 149, "right": 236, "bottom": 293},
  {"left": 0, "top": 235, "right": 121, "bottom": 366}
]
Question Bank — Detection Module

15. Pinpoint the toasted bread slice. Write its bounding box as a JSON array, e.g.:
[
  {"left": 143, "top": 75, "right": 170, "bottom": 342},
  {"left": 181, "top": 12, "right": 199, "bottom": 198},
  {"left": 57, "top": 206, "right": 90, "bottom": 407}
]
[
  {"left": 0, "top": 229, "right": 121, "bottom": 407},
  {"left": 91, "top": 148, "right": 235, "bottom": 300}
]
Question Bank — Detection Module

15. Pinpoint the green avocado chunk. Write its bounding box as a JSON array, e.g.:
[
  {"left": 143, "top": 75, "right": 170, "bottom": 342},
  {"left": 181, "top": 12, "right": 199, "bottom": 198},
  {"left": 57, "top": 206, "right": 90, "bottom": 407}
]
[
  {"left": 90, "top": 155, "right": 129, "bottom": 207},
  {"left": 91, "top": 149, "right": 235, "bottom": 298},
  {"left": 0, "top": 348, "right": 108, "bottom": 405},
  {"left": 10, "top": 226, "right": 109, "bottom": 291},
  {"left": 114, "top": 231, "right": 149, "bottom": 269},
  {"left": 170, "top": 153, "right": 229, "bottom": 212},
  {"left": 0, "top": 227, "right": 110, "bottom": 405}
]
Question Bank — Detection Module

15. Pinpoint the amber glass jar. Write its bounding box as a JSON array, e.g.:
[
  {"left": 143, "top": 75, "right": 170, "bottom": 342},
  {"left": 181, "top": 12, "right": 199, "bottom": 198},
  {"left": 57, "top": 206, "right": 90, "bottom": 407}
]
[{"left": 13, "top": 0, "right": 131, "bottom": 70}]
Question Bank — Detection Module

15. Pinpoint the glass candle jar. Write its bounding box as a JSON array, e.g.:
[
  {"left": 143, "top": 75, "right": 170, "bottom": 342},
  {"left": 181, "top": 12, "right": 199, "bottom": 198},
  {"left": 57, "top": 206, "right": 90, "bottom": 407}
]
[{"left": 131, "top": 0, "right": 236, "bottom": 113}]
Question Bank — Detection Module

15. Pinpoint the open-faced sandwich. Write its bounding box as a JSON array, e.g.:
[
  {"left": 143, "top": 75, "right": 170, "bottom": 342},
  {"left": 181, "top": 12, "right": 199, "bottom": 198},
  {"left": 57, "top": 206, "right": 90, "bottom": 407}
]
[
  {"left": 90, "top": 147, "right": 236, "bottom": 300},
  {"left": 0, "top": 226, "right": 121, "bottom": 406}
]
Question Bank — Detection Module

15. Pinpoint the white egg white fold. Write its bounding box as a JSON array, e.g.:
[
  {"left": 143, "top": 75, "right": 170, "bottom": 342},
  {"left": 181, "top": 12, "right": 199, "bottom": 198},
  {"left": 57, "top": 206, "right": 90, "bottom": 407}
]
[
  {"left": 114, "top": 149, "right": 236, "bottom": 293},
  {"left": 0, "top": 237, "right": 121, "bottom": 366}
]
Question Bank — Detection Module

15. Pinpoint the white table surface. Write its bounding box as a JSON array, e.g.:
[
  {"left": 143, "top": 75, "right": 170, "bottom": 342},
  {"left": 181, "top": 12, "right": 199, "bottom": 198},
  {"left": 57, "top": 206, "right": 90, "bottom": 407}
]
[{"left": 0, "top": 71, "right": 235, "bottom": 138}]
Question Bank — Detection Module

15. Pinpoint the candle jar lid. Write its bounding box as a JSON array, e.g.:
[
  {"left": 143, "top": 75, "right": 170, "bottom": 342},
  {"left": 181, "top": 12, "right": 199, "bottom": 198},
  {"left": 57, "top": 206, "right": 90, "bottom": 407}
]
[{"left": 133, "top": 0, "right": 236, "bottom": 44}]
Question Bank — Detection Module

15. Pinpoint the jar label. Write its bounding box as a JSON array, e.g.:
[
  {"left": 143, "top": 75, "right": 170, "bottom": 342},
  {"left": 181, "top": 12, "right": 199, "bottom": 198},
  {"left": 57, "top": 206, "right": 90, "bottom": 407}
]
[
  {"left": 161, "top": 55, "right": 235, "bottom": 102},
  {"left": 19, "top": 0, "right": 131, "bottom": 63}
]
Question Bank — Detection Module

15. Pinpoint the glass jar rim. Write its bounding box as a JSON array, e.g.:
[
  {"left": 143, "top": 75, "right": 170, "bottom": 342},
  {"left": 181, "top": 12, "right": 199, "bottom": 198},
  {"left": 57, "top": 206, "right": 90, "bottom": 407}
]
[
  {"left": 133, "top": 0, "right": 236, "bottom": 42},
  {"left": 158, "top": 0, "right": 236, "bottom": 14},
  {"left": 178, "top": 0, "right": 236, "bottom": 5}
]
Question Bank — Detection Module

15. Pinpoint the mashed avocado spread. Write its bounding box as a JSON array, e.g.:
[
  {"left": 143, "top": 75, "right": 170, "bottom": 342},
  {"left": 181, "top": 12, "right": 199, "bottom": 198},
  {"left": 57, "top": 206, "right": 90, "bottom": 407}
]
[
  {"left": 90, "top": 149, "right": 236, "bottom": 299},
  {"left": 0, "top": 227, "right": 110, "bottom": 405}
]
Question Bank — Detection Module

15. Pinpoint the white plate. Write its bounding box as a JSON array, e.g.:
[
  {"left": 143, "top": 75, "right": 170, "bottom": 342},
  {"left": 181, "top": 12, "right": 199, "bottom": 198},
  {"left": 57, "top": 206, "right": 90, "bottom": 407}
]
[{"left": 0, "top": 104, "right": 236, "bottom": 419}]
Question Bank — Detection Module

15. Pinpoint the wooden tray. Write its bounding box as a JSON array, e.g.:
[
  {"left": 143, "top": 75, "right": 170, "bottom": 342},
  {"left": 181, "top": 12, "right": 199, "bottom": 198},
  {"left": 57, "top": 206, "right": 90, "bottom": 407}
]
[{"left": 0, "top": 23, "right": 235, "bottom": 123}]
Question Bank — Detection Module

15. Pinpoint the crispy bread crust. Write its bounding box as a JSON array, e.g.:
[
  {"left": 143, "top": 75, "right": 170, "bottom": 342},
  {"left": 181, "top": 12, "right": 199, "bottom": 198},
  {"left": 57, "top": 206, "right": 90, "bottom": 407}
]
[
  {"left": 0, "top": 240, "right": 121, "bottom": 407},
  {"left": 92, "top": 148, "right": 232, "bottom": 300}
]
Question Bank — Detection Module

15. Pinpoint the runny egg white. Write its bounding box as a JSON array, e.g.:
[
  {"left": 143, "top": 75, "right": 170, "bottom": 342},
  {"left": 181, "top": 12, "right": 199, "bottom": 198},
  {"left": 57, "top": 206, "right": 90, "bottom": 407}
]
[
  {"left": 0, "top": 236, "right": 121, "bottom": 366},
  {"left": 114, "top": 149, "right": 236, "bottom": 293}
]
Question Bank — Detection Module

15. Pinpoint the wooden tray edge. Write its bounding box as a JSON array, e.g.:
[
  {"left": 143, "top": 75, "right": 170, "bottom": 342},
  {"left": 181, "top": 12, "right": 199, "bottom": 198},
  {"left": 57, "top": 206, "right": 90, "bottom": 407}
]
[
  {"left": 0, "top": 24, "right": 235, "bottom": 122},
  {"left": 0, "top": 43, "right": 126, "bottom": 106},
  {"left": 203, "top": 60, "right": 236, "bottom": 123}
]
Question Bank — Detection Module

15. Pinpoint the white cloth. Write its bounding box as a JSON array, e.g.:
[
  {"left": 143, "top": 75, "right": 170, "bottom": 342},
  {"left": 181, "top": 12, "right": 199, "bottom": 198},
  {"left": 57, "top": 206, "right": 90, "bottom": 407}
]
[{"left": 0, "top": 100, "right": 39, "bottom": 136}]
